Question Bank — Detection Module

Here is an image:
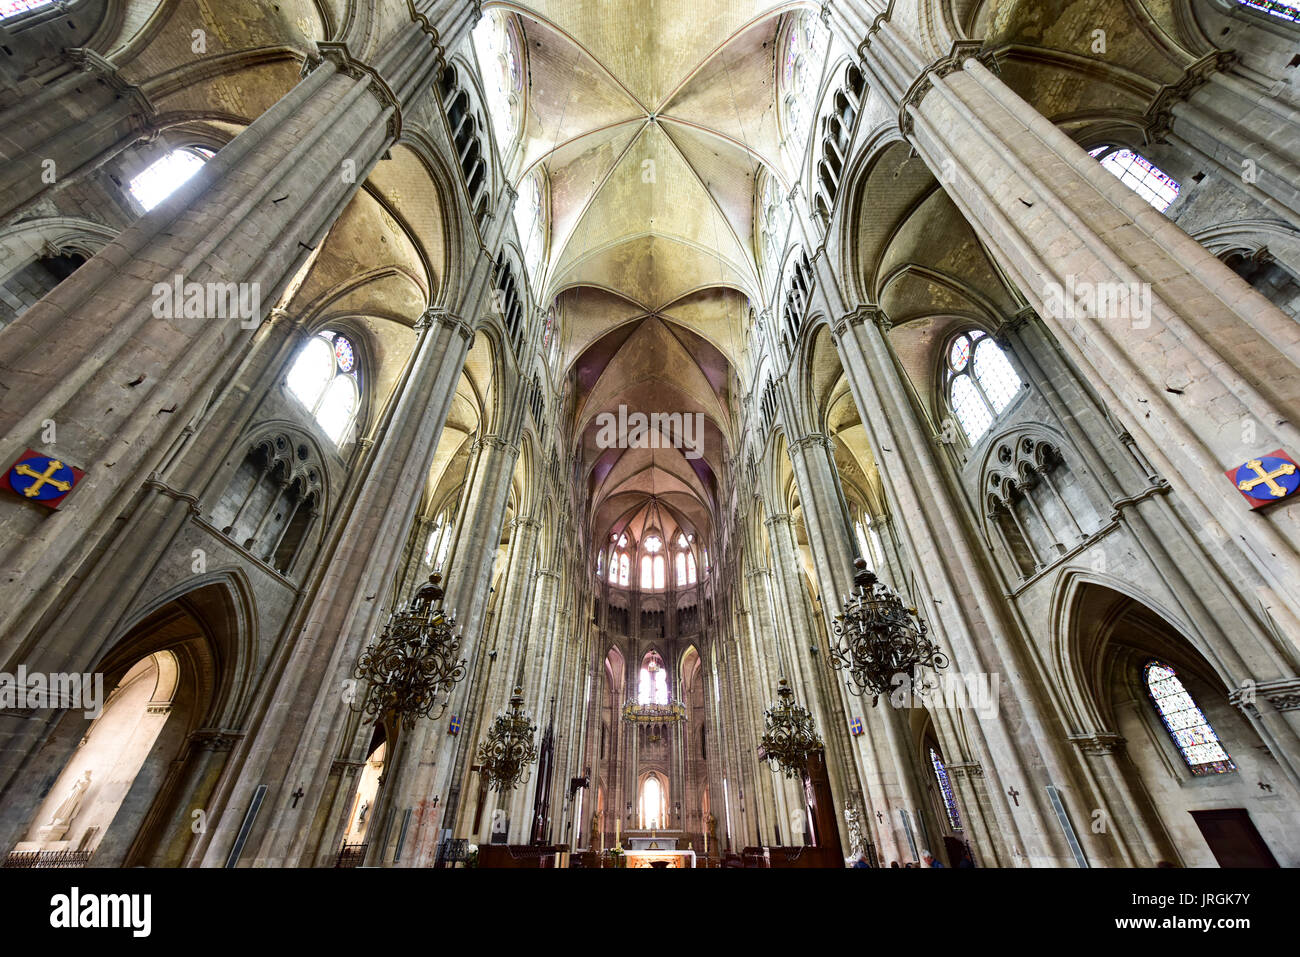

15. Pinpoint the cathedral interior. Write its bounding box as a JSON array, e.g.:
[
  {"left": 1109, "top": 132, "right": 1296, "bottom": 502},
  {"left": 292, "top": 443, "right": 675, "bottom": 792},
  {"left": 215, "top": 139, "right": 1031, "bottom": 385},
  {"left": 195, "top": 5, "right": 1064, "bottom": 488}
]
[{"left": 1, "top": 0, "right": 1300, "bottom": 874}]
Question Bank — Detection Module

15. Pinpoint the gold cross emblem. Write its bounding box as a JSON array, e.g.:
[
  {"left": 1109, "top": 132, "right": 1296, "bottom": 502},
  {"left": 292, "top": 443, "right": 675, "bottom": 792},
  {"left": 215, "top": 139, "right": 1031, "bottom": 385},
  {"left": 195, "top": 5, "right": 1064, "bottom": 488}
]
[
  {"left": 14, "top": 459, "right": 71, "bottom": 498},
  {"left": 1237, "top": 459, "right": 1297, "bottom": 499}
]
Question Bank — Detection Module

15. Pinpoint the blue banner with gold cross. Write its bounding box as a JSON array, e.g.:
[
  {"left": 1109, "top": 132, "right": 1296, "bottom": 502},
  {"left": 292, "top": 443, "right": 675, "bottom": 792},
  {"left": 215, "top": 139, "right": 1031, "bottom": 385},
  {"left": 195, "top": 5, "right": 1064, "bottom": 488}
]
[
  {"left": 4, "top": 449, "right": 84, "bottom": 509},
  {"left": 1226, "top": 449, "right": 1299, "bottom": 509}
]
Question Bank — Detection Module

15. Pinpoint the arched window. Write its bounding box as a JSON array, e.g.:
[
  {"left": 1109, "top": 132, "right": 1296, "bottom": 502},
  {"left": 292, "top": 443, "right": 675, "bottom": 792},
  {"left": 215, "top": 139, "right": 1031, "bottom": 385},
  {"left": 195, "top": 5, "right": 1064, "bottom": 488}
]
[
  {"left": 929, "top": 748, "right": 963, "bottom": 830},
  {"left": 1, "top": 0, "right": 54, "bottom": 19},
  {"left": 640, "top": 535, "right": 665, "bottom": 590},
  {"left": 1144, "top": 661, "right": 1235, "bottom": 775},
  {"left": 431, "top": 520, "right": 447, "bottom": 564},
  {"left": 757, "top": 171, "right": 791, "bottom": 285},
  {"left": 514, "top": 170, "right": 548, "bottom": 285},
  {"left": 779, "top": 12, "right": 829, "bottom": 154},
  {"left": 128, "top": 147, "right": 214, "bottom": 212},
  {"left": 287, "top": 330, "right": 361, "bottom": 444},
  {"left": 1236, "top": 0, "right": 1299, "bottom": 23},
  {"left": 674, "top": 533, "right": 697, "bottom": 586},
  {"left": 471, "top": 10, "right": 523, "bottom": 154},
  {"left": 640, "top": 775, "right": 665, "bottom": 829},
  {"left": 638, "top": 656, "right": 669, "bottom": 706},
  {"left": 945, "top": 330, "right": 1023, "bottom": 444},
  {"left": 1088, "top": 146, "right": 1180, "bottom": 213},
  {"left": 595, "top": 549, "right": 604, "bottom": 577},
  {"left": 619, "top": 552, "right": 630, "bottom": 586}
]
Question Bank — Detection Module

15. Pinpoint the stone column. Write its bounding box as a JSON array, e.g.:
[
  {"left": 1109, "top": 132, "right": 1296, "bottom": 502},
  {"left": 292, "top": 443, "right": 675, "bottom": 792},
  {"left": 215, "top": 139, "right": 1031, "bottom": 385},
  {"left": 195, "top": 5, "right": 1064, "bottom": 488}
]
[
  {"left": 834, "top": 305, "right": 1085, "bottom": 866},
  {"left": 901, "top": 54, "right": 1300, "bottom": 640},
  {"left": 0, "top": 48, "right": 157, "bottom": 222},
  {"left": 192, "top": 307, "right": 476, "bottom": 867},
  {"left": 388, "top": 427, "right": 522, "bottom": 865},
  {"left": 0, "top": 50, "right": 402, "bottom": 665},
  {"left": 785, "top": 430, "right": 923, "bottom": 863},
  {"left": 1161, "top": 59, "right": 1300, "bottom": 224}
]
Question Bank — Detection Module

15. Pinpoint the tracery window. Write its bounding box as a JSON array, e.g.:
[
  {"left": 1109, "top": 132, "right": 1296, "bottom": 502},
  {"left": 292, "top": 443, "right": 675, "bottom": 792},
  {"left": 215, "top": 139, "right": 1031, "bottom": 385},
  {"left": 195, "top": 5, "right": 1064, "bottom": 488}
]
[
  {"left": 286, "top": 330, "right": 361, "bottom": 444},
  {"left": 1237, "top": 0, "right": 1299, "bottom": 22},
  {"left": 609, "top": 534, "right": 631, "bottom": 586},
  {"left": 1144, "top": 661, "right": 1235, "bottom": 776},
  {"left": 640, "top": 775, "right": 665, "bottom": 829},
  {"left": 129, "top": 147, "right": 214, "bottom": 212},
  {"left": 640, "top": 535, "right": 666, "bottom": 590},
  {"left": 638, "top": 656, "right": 669, "bottom": 706},
  {"left": 471, "top": 10, "right": 523, "bottom": 154},
  {"left": 945, "top": 330, "right": 1023, "bottom": 444},
  {"left": 757, "top": 171, "right": 791, "bottom": 285},
  {"left": 1088, "top": 146, "right": 1180, "bottom": 213},
  {"left": 514, "top": 170, "right": 548, "bottom": 285},
  {"left": 929, "top": 748, "right": 963, "bottom": 830},
  {"left": 674, "top": 533, "right": 697, "bottom": 586},
  {"left": 779, "top": 12, "right": 829, "bottom": 153}
]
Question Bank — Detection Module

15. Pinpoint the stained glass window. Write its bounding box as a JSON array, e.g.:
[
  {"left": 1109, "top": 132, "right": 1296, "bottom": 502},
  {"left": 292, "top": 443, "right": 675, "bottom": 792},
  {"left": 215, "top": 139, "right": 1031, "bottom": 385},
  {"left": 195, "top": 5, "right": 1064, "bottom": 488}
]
[
  {"left": 779, "top": 12, "right": 829, "bottom": 154},
  {"left": 945, "top": 330, "right": 1023, "bottom": 444},
  {"left": 471, "top": 11, "right": 522, "bottom": 154},
  {"left": 1089, "top": 146, "right": 1180, "bottom": 213},
  {"left": 1144, "top": 661, "right": 1236, "bottom": 776},
  {"left": 128, "top": 147, "right": 213, "bottom": 212},
  {"left": 424, "top": 522, "right": 441, "bottom": 564},
  {"left": 514, "top": 170, "right": 548, "bottom": 285},
  {"left": 1237, "top": 0, "right": 1300, "bottom": 22},
  {"left": 929, "top": 748, "right": 963, "bottom": 830},
  {"left": 758, "top": 171, "right": 791, "bottom": 284},
  {"left": 618, "top": 552, "right": 629, "bottom": 587},
  {"left": 287, "top": 330, "right": 360, "bottom": 444},
  {"left": 0, "top": 0, "right": 53, "bottom": 18}
]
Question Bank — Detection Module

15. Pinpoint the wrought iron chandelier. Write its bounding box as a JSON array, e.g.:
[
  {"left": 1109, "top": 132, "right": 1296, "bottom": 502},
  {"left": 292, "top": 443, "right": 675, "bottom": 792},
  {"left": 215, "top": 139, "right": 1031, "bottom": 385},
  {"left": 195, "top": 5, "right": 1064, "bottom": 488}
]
[
  {"left": 760, "top": 678, "right": 824, "bottom": 778},
  {"left": 829, "top": 558, "right": 948, "bottom": 705},
  {"left": 478, "top": 686, "right": 539, "bottom": 792},
  {"left": 351, "top": 573, "right": 467, "bottom": 725},
  {"left": 621, "top": 660, "right": 685, "bottom": 724}
]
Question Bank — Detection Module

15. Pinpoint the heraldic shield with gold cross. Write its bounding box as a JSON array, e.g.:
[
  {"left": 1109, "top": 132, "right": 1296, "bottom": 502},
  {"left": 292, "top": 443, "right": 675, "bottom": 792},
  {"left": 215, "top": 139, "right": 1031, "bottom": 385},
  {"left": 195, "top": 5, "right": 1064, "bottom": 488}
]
[
  {"left": 1226, "top": 449, "right": 1300, "bottom": 509},
  {"left": 4, "top": 449, "right": 84, "bottom": 509}
]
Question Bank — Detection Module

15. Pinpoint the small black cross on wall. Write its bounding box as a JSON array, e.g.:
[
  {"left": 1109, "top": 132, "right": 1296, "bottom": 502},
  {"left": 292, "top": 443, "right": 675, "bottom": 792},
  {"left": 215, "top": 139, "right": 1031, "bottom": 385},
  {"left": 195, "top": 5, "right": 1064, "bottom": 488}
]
[
  {"left": 1007, "top": 787, "right": 1020, "bottom": 806},
  {"left": 875, "top": 811, "right": 884, "bottom": 824},
  {"left": 290, "top": 787, "right": 305, "bottom": 808}
]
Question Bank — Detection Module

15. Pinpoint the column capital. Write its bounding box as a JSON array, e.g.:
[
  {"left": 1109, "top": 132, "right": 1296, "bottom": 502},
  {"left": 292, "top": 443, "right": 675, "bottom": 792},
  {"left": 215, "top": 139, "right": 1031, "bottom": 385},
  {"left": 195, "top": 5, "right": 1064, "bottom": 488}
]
[
  {"left": 898, "top": 40, "right": 985, "bottom": 138},
  {"left": 764, "top": 513, "right": 792, "bottom": 528},
  {"left": 1145, "top": 49, "right": 1237, "bottom": 140},
  {"left": 187, "top": 728, "right": 245, "bottom": 752},
  {"left": 417, "top": 307, "right": 474, "bottom": 341},
  {"left": 790, "top": 432, "right": 833, "bottom": 454},
  {"left": 475, "top": 434, "right": 520, "bottom": 456},
  {"left": 1067, "top": 731, "right": 1126, "bottom": 756},
  {"left": 65, "top": 47, "right": 156, "bottom": 126},
  {"left": 834, "top": 304, "right": 889, "bottom": 337},
  {"left": 945, "top": 760, "right": 983, "bottom": 780},
  {"left": 1230, "top": 676, "right": 1300, "bottom": 715},
  {"left": 307, "top": 41, "right": 402, "bottom": 141}
]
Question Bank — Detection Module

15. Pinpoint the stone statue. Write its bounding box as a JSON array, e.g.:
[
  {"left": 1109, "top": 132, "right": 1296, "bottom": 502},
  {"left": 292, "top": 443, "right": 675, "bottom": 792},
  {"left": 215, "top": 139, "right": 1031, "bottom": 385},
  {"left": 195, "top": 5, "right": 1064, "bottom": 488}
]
[
  {"left": 40, "top": 770, "right": 92, "bottom": 841},
  {"left": 356, "top": 800, "right": 369, "bottom": 826}
]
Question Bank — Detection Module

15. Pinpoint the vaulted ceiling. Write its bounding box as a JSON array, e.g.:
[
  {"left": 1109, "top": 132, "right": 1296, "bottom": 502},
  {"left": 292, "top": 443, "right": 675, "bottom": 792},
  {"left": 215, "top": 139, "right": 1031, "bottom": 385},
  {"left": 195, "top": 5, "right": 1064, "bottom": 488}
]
[{"left": 491, "top": 0, "right": 808, "bottom": 550}]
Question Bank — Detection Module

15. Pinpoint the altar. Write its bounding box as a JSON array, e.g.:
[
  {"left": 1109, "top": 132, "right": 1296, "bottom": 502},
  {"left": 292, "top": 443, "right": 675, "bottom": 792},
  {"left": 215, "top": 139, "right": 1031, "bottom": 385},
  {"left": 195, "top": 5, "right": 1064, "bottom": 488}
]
[{"left": 621, "top": 830, "right": 695, "bottom": 868}]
